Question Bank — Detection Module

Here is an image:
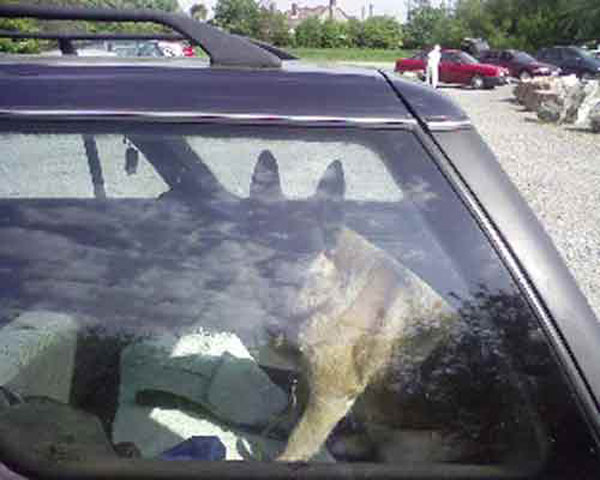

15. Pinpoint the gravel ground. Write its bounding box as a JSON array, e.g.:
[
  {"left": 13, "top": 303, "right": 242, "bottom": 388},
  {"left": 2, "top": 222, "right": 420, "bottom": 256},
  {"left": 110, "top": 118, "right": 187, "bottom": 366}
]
[{"left": 440, "top": 84, "right": 600, "bottom": 320}]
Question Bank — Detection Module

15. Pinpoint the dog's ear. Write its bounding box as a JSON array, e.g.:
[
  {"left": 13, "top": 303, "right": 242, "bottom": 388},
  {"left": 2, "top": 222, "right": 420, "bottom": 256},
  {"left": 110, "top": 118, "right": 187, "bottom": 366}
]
[
  {"left": 314, "top": 161, "right": 345, "bottom": 250},
  {"left": 315, "top": 160, "right": 345, "bottom": 201},
  {"left": 250, "top": 150, "right": 284, "bottom": 202}
]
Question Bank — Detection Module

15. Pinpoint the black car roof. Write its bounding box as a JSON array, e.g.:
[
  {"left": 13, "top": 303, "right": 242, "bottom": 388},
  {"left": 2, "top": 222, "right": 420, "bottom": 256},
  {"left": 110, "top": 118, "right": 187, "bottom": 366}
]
[{"left": 0, "top": 57, "right": 417, "bottom": 122}]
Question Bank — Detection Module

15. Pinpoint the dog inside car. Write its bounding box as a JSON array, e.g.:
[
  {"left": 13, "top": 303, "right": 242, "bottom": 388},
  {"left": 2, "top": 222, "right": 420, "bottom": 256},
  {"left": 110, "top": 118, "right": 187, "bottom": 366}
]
[
  {"left": 143, "top": 144, "right": 456, "bottom": 462},
  {"left": 0, "top": 136, "right": 456, "bottom": 463}
]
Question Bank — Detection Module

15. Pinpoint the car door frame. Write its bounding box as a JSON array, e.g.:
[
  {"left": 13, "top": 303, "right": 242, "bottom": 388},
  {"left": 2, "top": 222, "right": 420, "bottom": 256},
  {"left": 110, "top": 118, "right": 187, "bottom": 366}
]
[
  {"left": 439, "top": 51, "right": 461, "bottom": 84},
  {"left": 2, "top": 102, "right": 600, "bottom": 479}
]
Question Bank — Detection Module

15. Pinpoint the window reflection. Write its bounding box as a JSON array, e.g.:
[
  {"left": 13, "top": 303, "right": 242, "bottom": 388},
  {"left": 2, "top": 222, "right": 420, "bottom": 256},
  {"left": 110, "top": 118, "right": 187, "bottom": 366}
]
[{"left": 0, "top": 129, "right": 597, "bottom": 477}]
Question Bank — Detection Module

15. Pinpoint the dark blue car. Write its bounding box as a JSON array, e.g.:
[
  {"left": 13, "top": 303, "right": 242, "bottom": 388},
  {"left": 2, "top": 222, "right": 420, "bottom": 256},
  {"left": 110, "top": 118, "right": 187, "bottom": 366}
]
[
  {"left": 0, "top": 4, "right": 600, "bottom": 480},
  {"left": 536, "top": 45, "right": 600, "bottom": 79}
]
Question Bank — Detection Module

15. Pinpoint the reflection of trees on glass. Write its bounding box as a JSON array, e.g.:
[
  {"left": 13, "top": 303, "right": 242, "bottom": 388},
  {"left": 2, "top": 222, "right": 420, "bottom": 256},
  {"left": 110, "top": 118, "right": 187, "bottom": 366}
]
[
  {"left": 327, "top": 287, "right": 553, "bottom": 465},
  {"left": 190, "top": 3, "right": 208, "bottom": 21}
]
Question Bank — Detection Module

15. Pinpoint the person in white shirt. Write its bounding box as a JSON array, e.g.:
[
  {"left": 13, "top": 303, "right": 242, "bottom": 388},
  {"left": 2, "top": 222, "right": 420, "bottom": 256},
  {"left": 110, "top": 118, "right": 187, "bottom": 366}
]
[{"left": 426, "top": 45, "right": 442, "bottom": 89}]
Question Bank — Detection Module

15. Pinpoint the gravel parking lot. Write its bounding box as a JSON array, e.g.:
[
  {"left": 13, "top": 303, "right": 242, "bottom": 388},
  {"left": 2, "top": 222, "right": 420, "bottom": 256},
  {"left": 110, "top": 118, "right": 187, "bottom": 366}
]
[{"left": 441, "top": 84, "right": 600, "bottom": 320}]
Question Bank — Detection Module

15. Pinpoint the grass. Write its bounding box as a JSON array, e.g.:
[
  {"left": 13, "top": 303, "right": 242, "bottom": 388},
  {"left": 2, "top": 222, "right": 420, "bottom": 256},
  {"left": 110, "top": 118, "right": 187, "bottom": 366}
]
[
  {"left": 287, "top": 47, "right": 414, "bottom": 62},
  {"left": 189, "top": 46, "right": 413, "bottom": 64}
]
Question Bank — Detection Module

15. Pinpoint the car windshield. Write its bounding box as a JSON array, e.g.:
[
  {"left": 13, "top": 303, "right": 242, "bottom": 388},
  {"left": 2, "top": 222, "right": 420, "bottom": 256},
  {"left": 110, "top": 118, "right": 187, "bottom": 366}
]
[
  {"left": 0, "top": 124, "right": 598, "bottom": 477},
  {"left": 513, "top": 52, "right": 537, "bottom": 63},
  {"left": 572, "top": 47, "right": 595, "bottom": 59}
]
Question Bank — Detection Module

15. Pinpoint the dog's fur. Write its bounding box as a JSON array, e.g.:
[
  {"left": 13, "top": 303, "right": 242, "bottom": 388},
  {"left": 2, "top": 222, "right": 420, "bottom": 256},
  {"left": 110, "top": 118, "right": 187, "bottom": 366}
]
[
  {"left": 156, "top": 148, "right": 455, "bottom": 461},
  {"left": 276, "top": 227, "right": 451, "bottom": 461},
  {"left": 225, "top": 150, "right": 454, "bottom": 461}
]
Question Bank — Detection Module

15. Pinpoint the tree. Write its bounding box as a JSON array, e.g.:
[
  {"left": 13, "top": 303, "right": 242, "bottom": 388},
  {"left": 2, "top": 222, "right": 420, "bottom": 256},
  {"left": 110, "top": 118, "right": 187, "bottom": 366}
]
[
  {"left": 453, "top": 0, "right": 496, "bottom": 40},
  {"left": 361, "top": 16, "right": 402, "bottom": 49},
  {"left": 255, "top": 6, "right": 290, "bottom": 46},
  {"left": 562, "top": 0, "right": 600, "bottom": 42},
  {"left": 0, "top": 18, "right": 40, "bottom": 53},
  {"left": 320, "top": 19, "right": 348, "bottom": 48},
  {"left": 294, "top": 17, "right": 323, "bottom": 48},
  {"left": 403, "top": 6, "right": 447, "bottom": 49},
  {"left": 431, "top": 14, "right": 468, "bottom": 49},
  {"left": 213, "top": 0, "right": 260, "bottom": 37},
  {"left": 190, "top": 3, "right": 208, "bottom": 21},
  {"left": 346, "top": 17, "right": 365, "bottom": 47},
  {"left": 0, "top": 0, "right": 182, "bottom": 52},
  {"left": 401, "top": 0, "right": 599, "bottom": 53},
  {"left": 7, "top": 0, "right": 180, "bottom": 11}
]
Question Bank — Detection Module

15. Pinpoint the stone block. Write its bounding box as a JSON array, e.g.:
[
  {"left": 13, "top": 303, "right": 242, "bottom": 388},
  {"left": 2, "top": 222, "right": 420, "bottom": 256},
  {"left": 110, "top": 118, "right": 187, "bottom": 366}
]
[
  {"left": 590, "top": 103, "right": 600, "bottom": 133},
  {"left": 576, "top": 80, "right": 600, "bottom": 129}
]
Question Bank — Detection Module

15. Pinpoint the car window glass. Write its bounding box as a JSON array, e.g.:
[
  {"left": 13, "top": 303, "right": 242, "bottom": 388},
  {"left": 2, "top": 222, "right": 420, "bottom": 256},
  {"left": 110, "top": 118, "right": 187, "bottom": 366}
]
[
  {"left": 456, "top": 51, "right": 478, "bottom": 64},
  {"left": 0, "top": 134, "right": 168, "bottom": 198},
  {"left": 0, "top": 125, "right": 598, "bottom": 478},
  {"left": 573, "top": 47, "right": 595, "bottom": 59},
  {"left": 187, "top": 137, "right": 402, "bottom": 201},
  {"left": 137, "top": 41, "right": 162, "bottom": 57},
  {"left": 514, "top": 52, "right": 536, "bottom": 63}
]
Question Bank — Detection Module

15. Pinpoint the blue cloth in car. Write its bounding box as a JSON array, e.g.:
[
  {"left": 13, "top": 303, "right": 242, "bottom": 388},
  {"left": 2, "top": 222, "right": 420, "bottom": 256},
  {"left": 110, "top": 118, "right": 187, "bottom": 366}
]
[{"left": 159, "top": 436, "right": 226, "bottom": 461}]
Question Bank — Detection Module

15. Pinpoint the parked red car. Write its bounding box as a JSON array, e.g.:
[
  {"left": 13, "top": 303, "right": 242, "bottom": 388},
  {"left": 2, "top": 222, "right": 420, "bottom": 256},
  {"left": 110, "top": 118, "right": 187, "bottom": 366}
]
[
  {"left": 395, "top": 49, "right": 509, "bottom": 89},
  {"left": 479, "top": 49, "right": 561, "bottom": 81},
  {"left": 182, "top": 43, "right": 195, "bottom": 57}
]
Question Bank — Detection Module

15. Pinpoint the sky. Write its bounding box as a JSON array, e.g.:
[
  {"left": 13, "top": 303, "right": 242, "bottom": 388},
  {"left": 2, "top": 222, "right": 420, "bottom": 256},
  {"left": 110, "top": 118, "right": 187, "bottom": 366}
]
[{"left": 177, "top": 0, "right": 416, "bottom": 21}]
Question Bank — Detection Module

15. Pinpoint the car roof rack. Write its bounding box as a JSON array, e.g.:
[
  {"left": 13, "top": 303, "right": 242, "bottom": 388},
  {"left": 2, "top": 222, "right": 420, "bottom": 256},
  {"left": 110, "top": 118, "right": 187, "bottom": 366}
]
[
  {"left": 0, "top": 28, "right": 298, "bottom": 61},
  {"left": 0, "top": 3, "right": 287, "bottom": 68}
]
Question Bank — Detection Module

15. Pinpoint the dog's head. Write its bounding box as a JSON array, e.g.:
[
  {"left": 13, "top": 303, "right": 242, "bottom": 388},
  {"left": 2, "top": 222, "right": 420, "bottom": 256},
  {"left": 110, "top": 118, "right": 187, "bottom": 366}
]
[
  {"left": 243, "top": 149, "right": 346, "bottom": 257},
  {"left": 140, "top": 146, "right": 363, "bottom": 344}
]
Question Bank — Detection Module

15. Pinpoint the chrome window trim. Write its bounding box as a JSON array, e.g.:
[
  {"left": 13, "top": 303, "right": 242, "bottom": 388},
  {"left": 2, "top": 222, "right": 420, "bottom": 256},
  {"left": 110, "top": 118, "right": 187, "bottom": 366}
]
[
  {"left": 0, "top": 109, "right": 473, "bottom": 131},
  {"left": 0, "top": 56, "right": 210, "bottom": 68},
  {"left": 426, "top": 120, "right": 473, "bottom": 131},
  {"left": 0, "top": 109, "right": 418, "bottom": 128}
]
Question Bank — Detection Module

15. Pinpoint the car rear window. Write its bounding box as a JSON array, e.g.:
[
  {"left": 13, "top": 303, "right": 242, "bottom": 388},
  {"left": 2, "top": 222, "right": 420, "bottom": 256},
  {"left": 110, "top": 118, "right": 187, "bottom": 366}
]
[
  {"left": 513, "top": 52, "right": 536, "bottom": 63},
  {"left": 0, "top": 124, "right": 598, "bottom": 479},
  {"left": 481, "top": 51, "right": 499, "bottom": 61}
]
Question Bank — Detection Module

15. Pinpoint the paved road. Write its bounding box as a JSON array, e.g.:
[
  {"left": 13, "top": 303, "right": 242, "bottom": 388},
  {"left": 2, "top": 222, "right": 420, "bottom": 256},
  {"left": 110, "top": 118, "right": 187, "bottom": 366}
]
[{"left": 440, "top": 84, "right": 600, "bottom": 320}]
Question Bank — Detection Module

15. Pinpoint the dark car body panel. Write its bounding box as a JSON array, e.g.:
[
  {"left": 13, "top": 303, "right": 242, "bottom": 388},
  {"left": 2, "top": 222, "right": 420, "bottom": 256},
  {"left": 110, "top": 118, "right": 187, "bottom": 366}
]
[
  {"left": 536, "top": 46, "right": 600, "bottom": 78},
  {"left": 0, "top": 59, "right": 413, "bottom": 121},
  {"left": 480, "top": 50, "right": 560, "bottom": 78},
  {"left": 382, "top": 74, "right": 469, "bottom": 124}
]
